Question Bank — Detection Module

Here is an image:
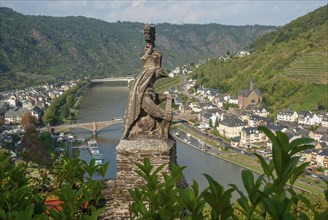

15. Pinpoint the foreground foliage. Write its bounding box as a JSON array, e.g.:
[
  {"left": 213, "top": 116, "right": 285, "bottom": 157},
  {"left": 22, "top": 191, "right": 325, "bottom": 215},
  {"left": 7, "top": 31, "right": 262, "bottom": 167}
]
[
  {"left": 0, "top": 153, "right": 108, "bottom": 219},
  {"left": 129, "top": 126, "right": 328, "bottom": 219}
]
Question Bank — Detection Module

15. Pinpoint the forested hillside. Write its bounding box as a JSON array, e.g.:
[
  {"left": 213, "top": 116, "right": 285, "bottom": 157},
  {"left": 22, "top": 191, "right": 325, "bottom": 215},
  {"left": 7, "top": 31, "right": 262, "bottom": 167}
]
[
  {"left": 0, "top": 7, "right": 276, "bottom": 91},
  {"left": 192, "top": 5, "right": 328, "bottom": 113}
]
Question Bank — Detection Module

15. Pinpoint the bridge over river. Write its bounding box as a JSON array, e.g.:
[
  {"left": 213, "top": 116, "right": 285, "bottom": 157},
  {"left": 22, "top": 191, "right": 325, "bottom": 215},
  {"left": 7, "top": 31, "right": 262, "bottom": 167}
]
[
  {"left": 47, "top": 119, "right": 123, "bottom": 135},
  {"left": 90, "top": 77, "right": 134, "bottom": 84},
  {"left": 43, "top": 115, "right": 191, "bottom": 135}
]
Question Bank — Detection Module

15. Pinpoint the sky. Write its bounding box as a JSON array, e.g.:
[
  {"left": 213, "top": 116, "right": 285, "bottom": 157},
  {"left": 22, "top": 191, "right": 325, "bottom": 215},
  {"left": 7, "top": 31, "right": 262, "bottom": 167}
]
[{"left": 1, "top": 0, "right": 327, "bottom": 26}]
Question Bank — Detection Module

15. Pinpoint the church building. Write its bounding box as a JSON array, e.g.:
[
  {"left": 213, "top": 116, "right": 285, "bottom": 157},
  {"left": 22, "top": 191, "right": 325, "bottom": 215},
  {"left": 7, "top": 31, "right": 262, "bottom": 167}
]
[{"left": 238, "top": 80, "right": 263, "bottom": 110}]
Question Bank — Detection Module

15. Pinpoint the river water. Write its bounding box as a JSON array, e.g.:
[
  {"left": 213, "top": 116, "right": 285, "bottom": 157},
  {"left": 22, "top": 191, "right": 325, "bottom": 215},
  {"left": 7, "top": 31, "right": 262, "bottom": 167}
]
[{"left": 73, "top": 82, "right": 247, "bottom": 192}]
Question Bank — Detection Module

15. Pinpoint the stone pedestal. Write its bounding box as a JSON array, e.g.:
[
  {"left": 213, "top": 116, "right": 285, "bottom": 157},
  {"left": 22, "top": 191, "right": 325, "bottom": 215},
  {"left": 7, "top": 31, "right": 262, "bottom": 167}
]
[{"left": 101, "top": 138, "right": 177, "bottom": 219}]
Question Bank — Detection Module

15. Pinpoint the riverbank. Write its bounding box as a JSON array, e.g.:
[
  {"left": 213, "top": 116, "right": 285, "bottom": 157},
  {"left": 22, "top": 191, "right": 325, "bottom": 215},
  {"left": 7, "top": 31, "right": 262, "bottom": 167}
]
[
  {"left": 175, "top": 124, "right": 325, "bottom": 196},
  {"left": 64, "top": 81, "right": 90, "bottom": 124}
]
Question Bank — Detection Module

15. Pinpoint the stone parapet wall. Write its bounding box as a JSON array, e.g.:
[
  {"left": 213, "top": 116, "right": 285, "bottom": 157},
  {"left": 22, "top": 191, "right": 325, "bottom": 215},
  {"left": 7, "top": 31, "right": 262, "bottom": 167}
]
[{"left": 101, "top": 138, "right": 176, "bottom": 219}]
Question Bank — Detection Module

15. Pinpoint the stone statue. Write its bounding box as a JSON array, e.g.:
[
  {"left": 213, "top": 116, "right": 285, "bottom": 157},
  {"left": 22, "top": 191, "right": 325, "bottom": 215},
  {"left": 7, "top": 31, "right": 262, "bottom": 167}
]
[{"left": 122, "top": 24, "right": 173, "bottom": 140}]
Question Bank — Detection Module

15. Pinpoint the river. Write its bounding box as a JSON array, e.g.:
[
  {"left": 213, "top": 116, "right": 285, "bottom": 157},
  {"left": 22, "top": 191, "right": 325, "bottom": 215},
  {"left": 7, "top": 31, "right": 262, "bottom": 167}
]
[{"left": 72, "top": 82, "right": 247, "bottom": 192}]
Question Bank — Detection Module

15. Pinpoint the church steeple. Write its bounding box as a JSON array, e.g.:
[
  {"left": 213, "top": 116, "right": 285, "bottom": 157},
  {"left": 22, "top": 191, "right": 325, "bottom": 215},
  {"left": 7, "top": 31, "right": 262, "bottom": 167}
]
[{"left": 250, "top": 79, "right": 254, "bottom": 91}]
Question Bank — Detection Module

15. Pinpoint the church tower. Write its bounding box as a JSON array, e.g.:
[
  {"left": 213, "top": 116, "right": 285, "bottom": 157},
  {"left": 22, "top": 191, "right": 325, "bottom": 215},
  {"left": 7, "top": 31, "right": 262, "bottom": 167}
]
[{"left": 249, "top": 79, "right": 254, "bottom": 91}]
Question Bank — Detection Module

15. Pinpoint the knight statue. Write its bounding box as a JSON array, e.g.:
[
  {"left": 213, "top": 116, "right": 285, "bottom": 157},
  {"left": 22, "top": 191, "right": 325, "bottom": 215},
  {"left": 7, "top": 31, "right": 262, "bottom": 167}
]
[{"left": 122, "top": 24, "right": 173, "bottom": 140}]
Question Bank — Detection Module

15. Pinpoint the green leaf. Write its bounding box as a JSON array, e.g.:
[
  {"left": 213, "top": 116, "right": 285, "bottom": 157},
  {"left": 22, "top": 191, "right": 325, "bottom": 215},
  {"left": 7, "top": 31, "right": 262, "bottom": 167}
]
[
  {"left": 13, "top": 204, "right": 35, "bottom": 220},
  {"left": 203, "top": 174, "right": 223, "bottom": 198},
  {"left": 191, "top": 180, "right": 200, "bottom": 197},
  {"left": 279, "top": 156, "right": 299, "bottom": 188},
  {"left": 290, "top": 162, "right": 309, "bottom": 185},
  {"left": 290, "top": 145, "right": 314, "bottom": 156},
  {"left": 299, "top": 212, "right": 310, "bottom": 220},
  {"left": 254, "top": 153, "right": 271, "bottom": 176},
  {"left": 135, "top": 158, "right": 152, "bottom": 177},
  {"left": 259, "top": 127, "right": 284, "bottom": 177},
  {"left": 217, "top": 188, "right": 234, "bottom": 214},
  {"left": 262, "top": 197, "right": 279, "bottom": 220},
  {"left": 241, "top": 170, "right": 254, "bottom": 196},
  {"left": 152, "top": 163, "right": 166, "bottom": 176},
  {"left": 81, "top": 206, "right": 106, "bottom": 220},
  {"left": 296, "top": 194, "right": 311, "bottom": 209},
  {"left": 315, "top": 209, "right": 328, "bottom": 220},
  {"left": 276, "top": 131, "right": 289, "bottom": 150},
  {"left": 258, "top": 126, "right": 277, "bottom": 145},
  {"left": 287, "top": 138, "right": 313, "bottom": 152},
  {"left": 236, "top": 196, "right": 251, "bottom": 216},
  {"left": 324, "top": 181, "right": 328, "bottom": 202},
  {"left": 202, "top": 191, "right": 216, "bottom": 209}
]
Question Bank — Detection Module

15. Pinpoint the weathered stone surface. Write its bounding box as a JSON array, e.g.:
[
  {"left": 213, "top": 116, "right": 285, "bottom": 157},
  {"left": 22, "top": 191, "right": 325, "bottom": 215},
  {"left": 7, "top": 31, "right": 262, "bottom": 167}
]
[
  {"left": 100, "top": 138, "right": 178, "bottom": 219},
  {"left": 117, "top": 138, "right": 173, "bottom": 153},
  {"left": 122, "top": 24, "right": 173, "bottom": 140}
]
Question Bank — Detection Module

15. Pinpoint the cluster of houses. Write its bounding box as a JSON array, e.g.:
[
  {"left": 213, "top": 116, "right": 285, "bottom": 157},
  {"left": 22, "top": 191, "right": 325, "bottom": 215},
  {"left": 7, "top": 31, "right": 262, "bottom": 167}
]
[
  {"left": 0, "top": 81, "right": 79, "bottom": 150},
  {"left": 0, "top": 82, "right": 78, "bottom": 125},
  {"left": 168, "top": 65, "right": 193, "bottom": 78},
  {"left": 173, "top": 78, "right": 328, "bottom": 173}
]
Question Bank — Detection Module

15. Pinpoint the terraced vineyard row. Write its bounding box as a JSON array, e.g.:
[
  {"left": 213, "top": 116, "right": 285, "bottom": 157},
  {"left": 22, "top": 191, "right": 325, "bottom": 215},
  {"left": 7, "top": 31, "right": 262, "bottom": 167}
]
[{"left": 282, "top": 53, "right": 328, "bottom": 84}]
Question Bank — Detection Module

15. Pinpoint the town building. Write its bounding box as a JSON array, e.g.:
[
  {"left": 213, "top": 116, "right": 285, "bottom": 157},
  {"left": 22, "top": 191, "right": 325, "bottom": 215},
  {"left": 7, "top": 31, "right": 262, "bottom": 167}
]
[
  {"left": 298, "top": 110, "right": 315, "bottom": 126},
  {"left": 238, "top": 80, "right": 263, "bottom": 110},
  {"left": 240, "top": 127, "right": 267, "bottom": 147},
  {"left": 180, "top": 104, "right": 192, "bottom": 114},
  {"left": 277, "top": 109, "right": 298, "bottom": 122},
  {"left": 217, "top": 116, "right": 245, "bottom": 138},
  {"left": 4, "top": 108, "right": 30, "bottom": 124}
]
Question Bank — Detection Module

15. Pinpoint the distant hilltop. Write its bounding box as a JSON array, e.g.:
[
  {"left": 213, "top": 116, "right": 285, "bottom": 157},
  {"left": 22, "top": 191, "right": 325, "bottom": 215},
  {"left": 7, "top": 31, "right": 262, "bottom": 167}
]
[
  {"left": 0, "top": 7, "right": 276, "bottom": 91},
  {"left": 191, "top": 5, "right": 328, "bottom": 112}
]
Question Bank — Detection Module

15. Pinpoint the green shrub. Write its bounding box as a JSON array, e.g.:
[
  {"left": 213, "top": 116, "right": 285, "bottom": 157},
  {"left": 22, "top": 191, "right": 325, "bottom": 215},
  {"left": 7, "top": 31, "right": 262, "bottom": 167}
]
[
  {"left": 129, "top": 126, "right": 328, "bottom": 219},
  {"left": 0, "top": 153, "right": 108, "bottom": 219}
]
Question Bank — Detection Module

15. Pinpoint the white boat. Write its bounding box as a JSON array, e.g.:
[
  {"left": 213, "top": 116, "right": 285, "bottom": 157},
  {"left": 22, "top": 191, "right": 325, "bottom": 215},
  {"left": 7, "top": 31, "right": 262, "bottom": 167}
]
[
  {"left": 186, "top": 133, "right": 191, "bottom": 137},
  {"left": 87, "top": 140, "right": 101, "bottom": 156},
  {"left": 87, "top": 140, "right": 104, "bottom": 164},
  {"left": 92, "top": 154, "right": 104, "bottom": 165},
  {"left": 95, "top": 159, "right": 104, "bottom": 165},
  {"left": 174, "top": 132, "right": 180, "bottom": 136}
]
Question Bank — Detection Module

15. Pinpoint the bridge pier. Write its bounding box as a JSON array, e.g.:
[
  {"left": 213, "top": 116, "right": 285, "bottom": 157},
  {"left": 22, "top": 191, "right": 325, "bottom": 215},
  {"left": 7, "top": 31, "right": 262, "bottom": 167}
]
[{"left": 93, "top": 122, "right": 97, "bottom": 136}]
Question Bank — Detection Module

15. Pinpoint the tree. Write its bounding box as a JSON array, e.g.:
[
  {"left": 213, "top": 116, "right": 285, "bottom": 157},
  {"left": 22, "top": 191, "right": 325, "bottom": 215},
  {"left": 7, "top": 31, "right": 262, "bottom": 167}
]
[
  {"left": 66, "top": 94, "right": 74, "bottom": 108},
  {"left": 20, "top": 112, "right": 38, "bottom": 127},
  {"left": 209, "top": 118, "right": 213, "bottom": 128},
  {"left": 19, "top": 124, "right": 50, "bottom": 165},
  {"left": 60, "top": 104, "right": 70, "bottom": 120},
  {"left": 215, "top": 116, "right": 219, "bottom": 128},
  {"left": 42, "top": 106, "right": 56, "bottom": 125}
]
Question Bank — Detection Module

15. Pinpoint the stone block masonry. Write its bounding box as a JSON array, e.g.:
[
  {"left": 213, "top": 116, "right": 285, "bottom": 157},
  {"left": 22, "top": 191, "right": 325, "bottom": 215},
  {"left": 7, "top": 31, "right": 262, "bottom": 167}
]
[{"left": 101, "top": 138, "right": 178, "bottom": 219}]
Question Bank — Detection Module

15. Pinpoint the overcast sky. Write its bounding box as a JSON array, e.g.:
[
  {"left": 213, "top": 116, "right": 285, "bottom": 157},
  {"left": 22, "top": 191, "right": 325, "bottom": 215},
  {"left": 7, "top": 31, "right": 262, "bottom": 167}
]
[{"left": 1, "top": 0, "right": 327, "bottom": 26}]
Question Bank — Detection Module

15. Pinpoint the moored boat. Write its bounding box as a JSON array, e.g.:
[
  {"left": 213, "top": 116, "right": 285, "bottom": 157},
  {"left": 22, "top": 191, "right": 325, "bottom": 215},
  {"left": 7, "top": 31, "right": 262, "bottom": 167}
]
[
  {"left": 87, "top": 140, "right": 104, "bottom": 164},
  {"left": 87, "top": 140, "right": 101, "bottom": 156}
]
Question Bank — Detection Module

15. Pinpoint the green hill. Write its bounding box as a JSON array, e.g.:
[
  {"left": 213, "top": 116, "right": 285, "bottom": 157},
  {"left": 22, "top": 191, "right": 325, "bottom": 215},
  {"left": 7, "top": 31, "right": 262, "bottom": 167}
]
[
  {"left": 192, "top": 5, "right": 328, "bottom": 113},
  {"left": 0, "top": 7, "right": 276, "bottom": 91}
]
